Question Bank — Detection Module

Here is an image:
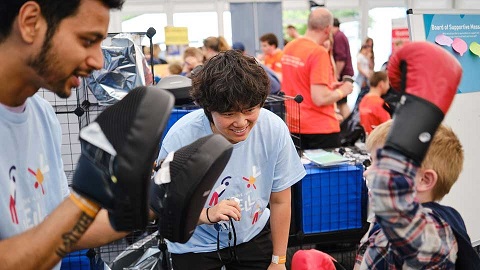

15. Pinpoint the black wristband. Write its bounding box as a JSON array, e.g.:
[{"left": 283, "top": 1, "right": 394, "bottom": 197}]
[{"left": 206, "top": 207, "right": 214, "bottom": 223}]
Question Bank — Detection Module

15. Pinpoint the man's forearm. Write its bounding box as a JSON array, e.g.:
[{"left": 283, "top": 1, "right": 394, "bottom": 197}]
[
  {"left": 0, "top": 199, "right": 95, "bottom": 269},
  {"left": 335, "top": 61, "right": 346, "bottom": 79},
  {"left": 75, "top": 209, "right": 129, "bottom": 250},
  {"left": 311, "top": 85, "right": 344, "bottom": 106}
]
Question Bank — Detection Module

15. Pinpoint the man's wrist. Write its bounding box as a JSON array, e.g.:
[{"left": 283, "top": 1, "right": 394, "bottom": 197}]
[
  {"left": 69, "top": 191, "right": 100, "bottom": 218},
  {"left": 336, "top": 89, "right": 344, "bottom": 99},
  {"left": 271, "top": 255, "right": 287, "bottom": 264}
]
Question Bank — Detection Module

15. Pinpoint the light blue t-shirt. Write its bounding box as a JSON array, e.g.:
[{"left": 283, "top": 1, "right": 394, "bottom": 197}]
[
  {"left": 0, "top": 94, "right": 69, "bottom": 269},
  {"left": 158, "top": 108, "right": 306, "bottom": 254}
]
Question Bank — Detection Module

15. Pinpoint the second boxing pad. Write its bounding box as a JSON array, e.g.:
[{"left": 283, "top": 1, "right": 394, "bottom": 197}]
[
  {"left": 150, "top": 134, "right": 233, "bottom": 243},
  {"left": 71, "top": 86, "right": 174, "bottom": 231}
]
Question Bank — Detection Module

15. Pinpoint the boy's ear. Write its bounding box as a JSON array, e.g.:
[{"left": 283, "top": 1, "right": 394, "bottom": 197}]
[{"left": 417, "top": 169, "right": 438, "bottom": 193}]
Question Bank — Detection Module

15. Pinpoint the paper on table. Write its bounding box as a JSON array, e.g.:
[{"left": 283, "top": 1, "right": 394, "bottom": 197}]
[{"left": 303, "top": 149, "right": 350, "bottom": 167}]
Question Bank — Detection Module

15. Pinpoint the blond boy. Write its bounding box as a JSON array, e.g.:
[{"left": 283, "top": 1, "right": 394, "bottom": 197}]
[{"left": 355, "top": 120, "right": 479, "bottom": 269}]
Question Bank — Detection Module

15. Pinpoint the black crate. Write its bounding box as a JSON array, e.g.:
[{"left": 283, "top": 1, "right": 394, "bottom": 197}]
[{"left": 264, "top": 94, "right": 302, "bottom": 151}]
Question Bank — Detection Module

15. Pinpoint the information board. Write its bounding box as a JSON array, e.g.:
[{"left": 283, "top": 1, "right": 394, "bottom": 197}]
[{"left": 408, "top": 9, "right": 480, "bottom": 246}]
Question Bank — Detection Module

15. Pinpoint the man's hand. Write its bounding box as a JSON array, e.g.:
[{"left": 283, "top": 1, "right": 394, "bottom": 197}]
[
  {"left": 330, "top": 81, "right": 344, "bottom": 89},
  {"left": 332, "top": 81, "right": 353, "bottom": 101}
]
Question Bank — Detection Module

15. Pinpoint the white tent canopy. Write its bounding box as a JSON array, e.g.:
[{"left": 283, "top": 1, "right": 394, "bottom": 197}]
[
  {"left": 108, "top": 0, "right": 480, "bottom": 69},
  {"left": 109, "top": 0, "right": 480, "bottom": 47}
]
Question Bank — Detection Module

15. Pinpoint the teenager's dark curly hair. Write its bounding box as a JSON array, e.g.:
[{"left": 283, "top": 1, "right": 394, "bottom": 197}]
[
  {"left": 0, "top": 0, "right": 124, "bottom": 43},
  {"left": 190, "top": 50, "right": 270, "bottom": 123}
]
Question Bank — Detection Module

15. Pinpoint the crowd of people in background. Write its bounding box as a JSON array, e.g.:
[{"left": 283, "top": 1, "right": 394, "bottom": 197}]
[
  {"left": 1, "top": 0, "right": 476, "bottom": 269},
  {"left": 143, "top": 14, "right": 402, "bottom": 143},
  {"left": 136, "top": 12, "right": 397, "bottom": 152}
]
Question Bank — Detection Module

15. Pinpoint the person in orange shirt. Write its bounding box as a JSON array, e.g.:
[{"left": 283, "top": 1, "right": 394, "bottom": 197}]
[
  {"left": 259, "top": 33, "right": 283, "bottom": 81},
  {"left": 359, "top": 71, "right": 391, "bottom": 135},
  {"left": 281, "top": 8, "right": 353, "bottom": 149},
  {"left": 286, "top": 25, "right": 301, "bottom": 40}
]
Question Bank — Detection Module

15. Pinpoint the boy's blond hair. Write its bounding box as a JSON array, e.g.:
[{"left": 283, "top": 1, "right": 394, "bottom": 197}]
[
  {"left": 366, "top": 120, "right": 464, "bottom": 201},
  {"left": 183, "top": 47, "right": 203, "bottom": 62}
]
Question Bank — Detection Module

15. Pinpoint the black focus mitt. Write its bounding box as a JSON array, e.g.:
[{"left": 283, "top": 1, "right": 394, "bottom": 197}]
[
  {"left": 71, "top": 86, "right": 174, "bottom": 231},
  {"left": 150, "top": 134, "right": 233, "bottom": 243}
]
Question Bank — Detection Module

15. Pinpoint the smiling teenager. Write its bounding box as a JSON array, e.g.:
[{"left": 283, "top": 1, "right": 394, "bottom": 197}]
[{"left": 157, "top": 50, "right": 306, "bottom": 270}]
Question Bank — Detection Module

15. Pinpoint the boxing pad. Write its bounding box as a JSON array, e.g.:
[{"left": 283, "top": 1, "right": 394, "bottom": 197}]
[
  {"left": 386, "top": 42, "right": 462, "bottom": 164},
  {"left": 150, "top": 134, "right": 233, "bottom": 243},
  {"left": 71, "top": 86, "right": 174, "bottom": 231}
]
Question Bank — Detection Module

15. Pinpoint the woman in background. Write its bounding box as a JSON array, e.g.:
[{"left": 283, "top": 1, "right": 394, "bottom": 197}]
[
  {"left": 202, "top": 36, "right": 231, "bottom": 60},
  {"left": 363, "top": 37, "right": 375, "bottom": 70},
  {"left": 355, "top": 44, "right": 374, "bottom": 107}
]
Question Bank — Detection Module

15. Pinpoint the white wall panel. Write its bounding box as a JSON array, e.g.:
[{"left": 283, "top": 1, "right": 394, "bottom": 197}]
[
  {"left": 406, "top": 0, "right": 453, "bottom": 9},
  {"left": 121, "top": 1, "right": 166, "bottom": 16},
  {"left": 171, "top": 2, "right": 217, "bottom": 12},
  {"left": 455, "top": 0, "right": 480, "bottom": 9},
  {"left": 282, "top": 0, "right": 309, "bottom": 10},
  {"left": 325, "top": 0, "right": 359, "bottom": 9}
]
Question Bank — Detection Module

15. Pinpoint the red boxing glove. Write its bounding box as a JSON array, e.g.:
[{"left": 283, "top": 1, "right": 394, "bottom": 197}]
[
  {"left": 291, "top": 249, "right": 336, "bottom": 270},
  {"left": 385, "top": 42, "right": 462, "bottom": 164},
  {"left": 388, "top": 41, "right": 462, "bottom": 114}
]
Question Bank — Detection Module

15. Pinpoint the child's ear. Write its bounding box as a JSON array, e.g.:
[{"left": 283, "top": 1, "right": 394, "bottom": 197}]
[{"left": 417, "top": 169, "right": 438, "bottom": 193}]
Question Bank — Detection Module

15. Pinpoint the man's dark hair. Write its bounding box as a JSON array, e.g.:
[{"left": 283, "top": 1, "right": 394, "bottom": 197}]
[
  {"left": 0, "top": 0, "right": 124, "bottom": 43},
  {"left": 333, "top": 18, "right": 340, "bottom": 27},
  {"left": 190, "top": 50, "right": 270, "bottom": 123},
  {"left": 259, "top": 33, "right": 279, "bottom": 48}
]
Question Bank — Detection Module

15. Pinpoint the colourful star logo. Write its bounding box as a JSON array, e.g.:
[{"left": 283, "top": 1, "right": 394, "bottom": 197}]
[
  {"left": 242, "top": 166, "right": 261, "bottom": 189},
  {"left": 242, "top": 176, "right": 257, "bottom": 189},
  {"left": 28, "top": 168, "right": 45, "bottom": 194},
  {"left": 28, "top": 154, "right": 50, "bottom": 195}
]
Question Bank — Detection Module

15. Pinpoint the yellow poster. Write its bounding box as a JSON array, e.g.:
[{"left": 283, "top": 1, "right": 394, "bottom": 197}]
[{"left": 164, "top": 26, "right": 189, "bottom": 45}]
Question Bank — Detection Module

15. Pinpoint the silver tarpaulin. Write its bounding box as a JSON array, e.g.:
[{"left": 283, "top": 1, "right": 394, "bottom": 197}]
[{"left": 83, "top": 33, "right": 153, "bottom": 105}]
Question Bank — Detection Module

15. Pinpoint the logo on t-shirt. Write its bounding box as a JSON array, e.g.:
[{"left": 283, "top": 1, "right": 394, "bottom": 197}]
[
  {"left": 242, "top": 165, "right": 261, "bottom": 189},
  {"left": 9, "top": 166, "right": 19, "bottom": 224},
  {"left": 250, "top": 200, "right": 264, "bottom": 225},
  {"left": 28, "top": 154, "right": 50, "bottom": 195},
  {"left": 209, "top": 176, "right": 231, "bottom": 206}
]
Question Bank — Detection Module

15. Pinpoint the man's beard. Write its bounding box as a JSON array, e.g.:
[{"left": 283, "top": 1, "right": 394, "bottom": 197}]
[{"left": 28, "top": 36, "right": 72, "bottom": 98}]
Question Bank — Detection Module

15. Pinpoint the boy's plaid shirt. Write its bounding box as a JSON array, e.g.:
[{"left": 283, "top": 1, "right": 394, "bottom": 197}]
[{"left": 355, "top": 149, "right": 458, "bottom": 269}]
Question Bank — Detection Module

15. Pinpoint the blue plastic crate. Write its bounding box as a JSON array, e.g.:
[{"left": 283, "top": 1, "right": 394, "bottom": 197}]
[
  {"left": 60, "top": 249, "right": 91, "bottom": 270},
  {"left": 295, "top": 163, "right": 366, "bottom": 234},
  {"left": 162, "top": 107, "right": 199, "bottom": 140}
]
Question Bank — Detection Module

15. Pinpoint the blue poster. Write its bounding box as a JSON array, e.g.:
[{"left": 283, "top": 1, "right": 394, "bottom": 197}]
[{"left": 423, "top": 14, "right": 480, "bottom": 94}]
